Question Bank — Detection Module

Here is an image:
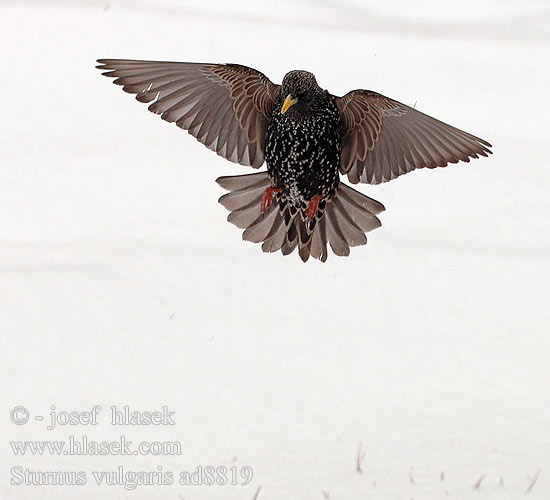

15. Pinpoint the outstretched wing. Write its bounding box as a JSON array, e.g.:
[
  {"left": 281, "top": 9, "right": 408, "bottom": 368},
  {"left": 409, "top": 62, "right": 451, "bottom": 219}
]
[
  {"left": 336, "top": 90, "right": 492, "bottom": 184},
  {"left": 96, "top": 59, "right": 281, "bottom": 168}
]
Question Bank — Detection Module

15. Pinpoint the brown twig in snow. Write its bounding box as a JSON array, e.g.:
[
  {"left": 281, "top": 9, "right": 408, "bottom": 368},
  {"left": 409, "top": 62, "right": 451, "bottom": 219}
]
[
  {"left": 355, "top": 442, "right": 366, "bottom": 473},
  {"left": 473, "top": 474, "right": 486, "bottom": 489},
  {"left": 526, "top": 469, "right": 540, "bottom": 493}
]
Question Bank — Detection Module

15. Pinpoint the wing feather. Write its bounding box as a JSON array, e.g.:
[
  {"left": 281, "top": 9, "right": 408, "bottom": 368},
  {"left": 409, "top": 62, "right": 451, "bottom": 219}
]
[
  {"left": 97, "top": 59, "right": 281, "bottom": 168},
  {"left": 336, "top": 90, "right": 492, "bottom": 184}
]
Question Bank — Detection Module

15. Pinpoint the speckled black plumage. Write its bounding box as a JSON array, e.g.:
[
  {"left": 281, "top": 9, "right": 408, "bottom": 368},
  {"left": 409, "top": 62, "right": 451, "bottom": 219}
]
[
  {"left": 96, "top": 59, "right": 492, "bottom": 262},
  {"left": 265, "top": 71, "right": 341, "bottom": 236}
]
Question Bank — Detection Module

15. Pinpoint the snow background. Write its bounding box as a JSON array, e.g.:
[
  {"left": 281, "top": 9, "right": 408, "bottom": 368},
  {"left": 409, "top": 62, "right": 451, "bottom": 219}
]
[{"left": 1, "top": 0, "right": 549, "bottom": 499}]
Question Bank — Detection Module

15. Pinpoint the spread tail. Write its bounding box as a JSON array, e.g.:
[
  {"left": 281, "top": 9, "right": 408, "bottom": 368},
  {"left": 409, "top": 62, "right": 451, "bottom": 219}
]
[{"left": 216, "top": 172, "right": 384, "bottom": 262}]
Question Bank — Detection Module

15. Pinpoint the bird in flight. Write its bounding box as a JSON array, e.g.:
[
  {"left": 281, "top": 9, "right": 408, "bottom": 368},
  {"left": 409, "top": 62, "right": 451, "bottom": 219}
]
[{"left": 96, "top": 59, "right": 492, "bottom": 262}]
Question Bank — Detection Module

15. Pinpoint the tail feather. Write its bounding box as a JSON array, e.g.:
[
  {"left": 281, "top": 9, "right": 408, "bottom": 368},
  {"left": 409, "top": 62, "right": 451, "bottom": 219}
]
[
  {"left": 299, "top": 238, "right": 313, "bottom": 262},
  {"left": 338, "top": 183, "right": 385, "bottom": 215},
  {"left": 242, "top": 204, "right": 279, "bottom": 243},
  {"left": 218, "top": 185, "right": 266, "bottom": 211},
  {"left": 286, "top": 218, "right": 298, "bottom": 243},
  {"left": 216, "top": 172, "right": 384, "bottom": 262},
  {"left": 332, "top": 197, "right": 368, "bottom": 247},
  {"left": 309, "top": 221, "right": 328, "bottom": 262},
  {"left": 261, "top": 211, "right": 287, "bottom": 253},
  {"left": 227, "top": 200, "right": 266, "bottom": 229},
  {"left": 216, "top": 171, "right": 268, "bottom": 192},
  {"left": 325, "top": 205, "right": 351, "bottom": 257},
  {"left": 281, "top": 240, "right": 298, "bottom": 256},
  {"left": 338, "top": 186, "right": 383, "bottom": 233}
]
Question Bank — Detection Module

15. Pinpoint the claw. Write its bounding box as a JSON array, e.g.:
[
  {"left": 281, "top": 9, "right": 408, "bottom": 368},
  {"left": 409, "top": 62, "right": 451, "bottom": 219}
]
[
  {"left": 261, "top": 187, "right": 281, "bottom": 213},
  {"left": 305, "top": 194, "right": 323, "bottom": 221}
]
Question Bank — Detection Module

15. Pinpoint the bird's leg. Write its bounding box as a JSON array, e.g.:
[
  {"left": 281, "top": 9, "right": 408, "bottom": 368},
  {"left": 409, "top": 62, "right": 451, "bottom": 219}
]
[
  {"left": 305, "top": 194, "right": 323, "bottom": 221},
  {"left": 261, "top": 187, "right": 281, "bottom": 213}
]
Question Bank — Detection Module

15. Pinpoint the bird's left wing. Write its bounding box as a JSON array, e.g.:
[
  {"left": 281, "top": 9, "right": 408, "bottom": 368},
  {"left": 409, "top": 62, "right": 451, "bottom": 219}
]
[
  {"left": 336, "top": 90, "right": 492, "bottom": 184},
  {"left": 96, "top": 59, "right": 280, "bottom": 168}
]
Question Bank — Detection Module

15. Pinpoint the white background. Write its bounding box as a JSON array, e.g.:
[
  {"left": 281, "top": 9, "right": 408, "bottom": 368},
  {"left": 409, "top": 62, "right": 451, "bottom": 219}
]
[{"left": 1, "top": 0, "right": 549, "bottom": 499}]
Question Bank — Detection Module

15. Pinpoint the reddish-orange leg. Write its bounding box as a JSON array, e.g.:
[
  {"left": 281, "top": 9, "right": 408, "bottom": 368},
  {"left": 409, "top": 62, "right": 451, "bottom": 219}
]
[
  {"left": 306, "top": 194, "right": 323, "bottom": 221},
  {"left": 261, "top": 187, "right": 281, "bottom": 213}
]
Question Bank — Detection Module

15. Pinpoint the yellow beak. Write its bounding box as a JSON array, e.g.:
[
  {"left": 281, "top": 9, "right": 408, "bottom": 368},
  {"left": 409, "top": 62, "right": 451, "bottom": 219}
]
[{"left": 281, "top": 94, "right": 298, "bottom": 114}]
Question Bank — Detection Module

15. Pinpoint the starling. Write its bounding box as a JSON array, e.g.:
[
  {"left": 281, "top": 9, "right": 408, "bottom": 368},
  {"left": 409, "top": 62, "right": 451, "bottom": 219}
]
[{"left": 96, "top": 59, "right": 492, "bottom": 262}]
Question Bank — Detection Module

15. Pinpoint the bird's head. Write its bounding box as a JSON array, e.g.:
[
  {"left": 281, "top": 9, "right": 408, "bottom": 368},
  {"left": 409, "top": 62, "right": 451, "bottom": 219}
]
[{"left": 279, "top": 70, "right": 326, "bottom": 118}]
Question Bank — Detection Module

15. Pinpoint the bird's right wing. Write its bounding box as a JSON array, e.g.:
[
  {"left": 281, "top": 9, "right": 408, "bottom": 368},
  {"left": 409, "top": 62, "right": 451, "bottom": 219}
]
[
  {"left": 97, "top": 59, "right": 281, "bottom": 168},
  {"left": 336, "top": 90, "right": 492, "bottom": 184}
]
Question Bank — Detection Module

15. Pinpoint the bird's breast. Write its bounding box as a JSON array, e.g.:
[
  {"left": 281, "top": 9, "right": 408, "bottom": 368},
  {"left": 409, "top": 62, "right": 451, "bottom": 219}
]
[{"left": 264, "top": 107, "right": 341, "bottom": 205}]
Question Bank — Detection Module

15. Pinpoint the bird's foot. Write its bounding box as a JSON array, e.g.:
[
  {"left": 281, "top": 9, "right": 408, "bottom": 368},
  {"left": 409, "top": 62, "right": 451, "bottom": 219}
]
[
  {"left": 261, "top": 187, "right": 281, "bottom": 213},
  {"left": 305, "top": 194, "right": 323, "bottom": 221}
]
